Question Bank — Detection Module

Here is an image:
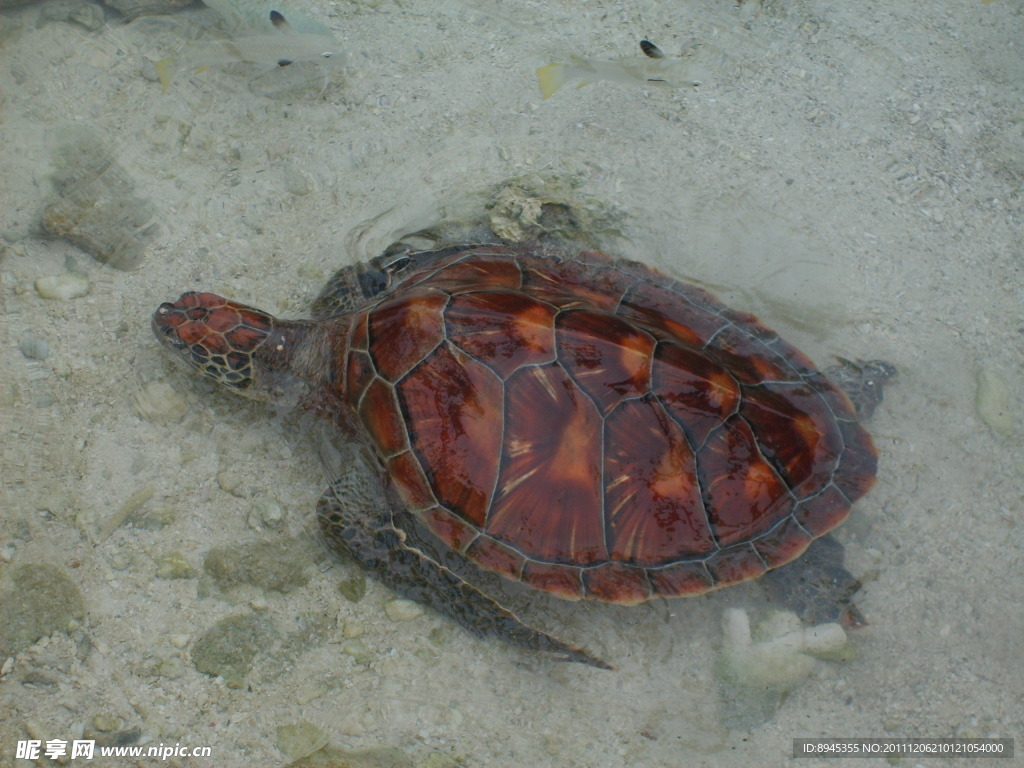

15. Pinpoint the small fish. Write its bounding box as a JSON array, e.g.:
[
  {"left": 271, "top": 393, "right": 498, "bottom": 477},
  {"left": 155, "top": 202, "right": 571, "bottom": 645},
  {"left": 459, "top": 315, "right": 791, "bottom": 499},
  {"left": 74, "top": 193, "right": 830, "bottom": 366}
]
[
  {"left": 536, "top": 40, "right": 704, "bottom": 99},
  {"left": 201, "top": 0, "right": 331, "bottom": 35},
  {"left": 155, "top": 10, "right": 345, "bottom": 93}
]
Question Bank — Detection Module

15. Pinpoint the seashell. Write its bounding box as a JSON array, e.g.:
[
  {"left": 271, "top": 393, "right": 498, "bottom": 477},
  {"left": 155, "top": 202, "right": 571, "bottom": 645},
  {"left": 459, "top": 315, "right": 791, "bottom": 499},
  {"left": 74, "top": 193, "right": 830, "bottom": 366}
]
[
  {"left": 19, "top": 335, "right": 50, "bottom": 361},
  {"left": 132, "top": 380, "right": 188, "bottom": 425}
]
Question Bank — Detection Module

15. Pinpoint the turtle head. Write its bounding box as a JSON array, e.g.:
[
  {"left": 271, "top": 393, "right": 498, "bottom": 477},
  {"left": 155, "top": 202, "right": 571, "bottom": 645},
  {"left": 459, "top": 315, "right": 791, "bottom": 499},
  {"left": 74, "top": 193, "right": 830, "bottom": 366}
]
[{"left": 153, "top": 292, "right": 314, "bottom": 405}]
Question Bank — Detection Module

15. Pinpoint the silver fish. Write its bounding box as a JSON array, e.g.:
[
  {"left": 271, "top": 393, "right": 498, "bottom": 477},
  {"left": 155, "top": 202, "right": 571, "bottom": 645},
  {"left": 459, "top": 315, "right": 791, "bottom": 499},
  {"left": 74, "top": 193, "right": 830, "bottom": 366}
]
[
  {"left": 201, "top": 0, "right": 331, "bottom": 35},
  {"left": 155, "top": 11, "right": 345, "bottom": 92},
  {"left": 537, "top": 41, "right": 705, "bottom": 99}
]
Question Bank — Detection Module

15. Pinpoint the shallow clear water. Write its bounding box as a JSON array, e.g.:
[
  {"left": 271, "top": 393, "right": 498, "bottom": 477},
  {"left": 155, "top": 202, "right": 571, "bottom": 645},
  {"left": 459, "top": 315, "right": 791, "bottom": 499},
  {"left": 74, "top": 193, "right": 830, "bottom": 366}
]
[{"left": 2, "top": 0, "right": 1022, "bottom": 766}]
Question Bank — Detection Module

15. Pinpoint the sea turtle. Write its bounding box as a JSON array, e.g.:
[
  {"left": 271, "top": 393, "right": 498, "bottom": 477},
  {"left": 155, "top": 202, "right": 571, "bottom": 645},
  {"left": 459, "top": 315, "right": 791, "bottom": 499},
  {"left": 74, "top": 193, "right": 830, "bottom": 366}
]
[{"left": 152, "top": 244, "right": 893, "bottom": 669}]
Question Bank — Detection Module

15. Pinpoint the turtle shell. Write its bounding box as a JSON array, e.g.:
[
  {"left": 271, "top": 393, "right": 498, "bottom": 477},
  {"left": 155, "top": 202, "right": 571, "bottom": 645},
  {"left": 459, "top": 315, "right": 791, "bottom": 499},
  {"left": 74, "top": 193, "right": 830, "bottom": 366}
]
[{"left": 336, "top": 245, "right": 876, "bottom": 604}]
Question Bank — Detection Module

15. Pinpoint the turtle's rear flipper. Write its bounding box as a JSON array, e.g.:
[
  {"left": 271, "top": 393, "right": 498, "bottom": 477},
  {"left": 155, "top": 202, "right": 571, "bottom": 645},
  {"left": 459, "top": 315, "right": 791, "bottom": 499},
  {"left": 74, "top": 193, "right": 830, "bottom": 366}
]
[
  {"left": 825, "top": 358, "right": 897, "bottom": 419},
  {"left": 760, "top": 534, "right": 866, "bottom": 628},
  {"left": 317, "top": 481, "right": 612, "bottom": 670}
]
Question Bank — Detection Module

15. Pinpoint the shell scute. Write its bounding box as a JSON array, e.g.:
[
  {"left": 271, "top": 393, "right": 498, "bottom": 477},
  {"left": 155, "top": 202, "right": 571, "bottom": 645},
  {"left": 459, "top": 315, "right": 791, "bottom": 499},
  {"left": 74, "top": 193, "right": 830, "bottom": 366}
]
[
  {"left": 648, "top": 560, "right": 714, "bottom": 597},
  {"left": 521, "top": 560, "right": 583, "bottom": 600},
  {"left": 751, "top": 515, "right": 814, "bottom": 565},
  {"left": 698, "top": 417, "right": 794, "bottom": 546},
  {"left": 421, "top": 504, "right": 477, "bottom": 550},
  {"left": 398, "top": 343, "right": 503, "bottom": 529},
  {"left": 556, "top": 309, "right": 655, "bottom": 414},
  {"left": 445, "top": 290, "right": 557, "bottom": 378},
  {"left": 465, "top": 536, "right": 526, "bottom": 580},
  {"left": 490, "top": 362, "right": 606, "bottom": 564},
  {"left": 652, "top": 343, "right": 740, "bottom": 447},
  {"left": 703, "top": 543, "right": 769, "bottom": 585},
  {"left": 794, "top": 485, "right": 853, "bottom": 536},
  {"left": 417, "top": 253, "right": 523, "bottom": 293},
  {"left": 738, "top": 383, "right": 843, "bottom": 496},
  {"left": 348, "top": 311, "right": 369, "bottom": 352},
  {"left": 358, "top": 378, "right": 408, "bottom": 458},
  {"left": 583, "top": 561, "right": 651, "bottom": 604},
  {"left": 831, "top": 418, "right": 879, "bottom": 501},
  {"left": 705, "top": 324, "right": 801, "bottom": 385},
  {"left": 604, "top": 397, "right": 712, "bottom": 564},
  {"left": 386, "top": 452, "right": 437, "bottom": 512},
  {"left": 368, "top": 287, "right": 447, "bottom": 381},
  {"left": 618, "top": 280, "right": 726, "bottom": 346},
  {"left": 344, "top": 350, "right": 374, "bottom": 409},
  {"left": 521, "top": 256, "right": 634, "bottom": 312}
]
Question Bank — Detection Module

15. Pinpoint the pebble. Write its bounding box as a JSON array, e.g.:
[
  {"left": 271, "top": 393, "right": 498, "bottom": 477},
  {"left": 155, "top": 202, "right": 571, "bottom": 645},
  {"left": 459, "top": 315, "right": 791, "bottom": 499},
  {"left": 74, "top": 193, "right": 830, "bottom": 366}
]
[
  {"left": 155, "top": 551, "right": 195, "bottom": 580},
  {"left": 168, "top": 633, "right": 190, "bottom": 649},
  {"left": 725, "top": 608, "right": 848, "bottom": 663},
  {"left": 384, "top": 598, "right": 424, "bottom": 622},
  {"left": 248, "top": 497, "right": 285, "bottom": 529},
  {"left": 337, "top": 572, "right": 367, "bottom": 603},
  {"left": 291, "top": 746, "right": 413, "bottom": 768},
  {"left": 340, "top": 619, "right": 364, "bottom": 638},
  {"left": 217, "top": 470, "right": 245, "bottom": 497},
  {"left": 340, "top": 638, "right": 373, "bottom": 666},
  {"left": 0, "top": 564, "right": 86, "bottom": 655},
  {"left": 975, "top": 368, "right": 1014, "bottom": 436},
  {"left": 203, "top": 539, "right": 314, "bottom": 594},
  {"left": 18, "top": 335, "right": 49, "bottom": 360},
  {"left": 34, "top": 273, "right": 89, "bottom": 300},
  {"left": 69, "top": 2, "right": 105, "bottom": 29},
  {"left": 108, "top": 551, "right": 139, "bottom": 571},
  {"left": 84, "top": 725, "right": 142, "bottom": 749},
  {"left": 91, "top": 715, "right": 122, "bottom": 733},
  {"left": 275, "top": 721, "right": 329, "bottom": 761},
  {"left": 155, "top": 656, "right": 185, "bottom": 679},
  {"left": 427, "top": 626, "right": 452, "bottom": 649},
  {"left": 132, "top": 506, "right": 176, "bottom": 530},
  {"left": 281, "top": 167, "right": 312, "bottom": 196},
  {"left": 40, "top": 0, "right": 104, "bottom": 30},
  {"left": 191, "top": 613, "right": 278, "bottom": 689}
]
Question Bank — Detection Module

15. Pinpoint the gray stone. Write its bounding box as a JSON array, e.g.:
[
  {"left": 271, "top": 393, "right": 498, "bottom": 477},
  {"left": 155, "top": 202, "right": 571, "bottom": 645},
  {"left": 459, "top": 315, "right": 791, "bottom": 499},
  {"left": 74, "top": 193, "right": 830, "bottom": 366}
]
[
  {"left": 0, "top": 564, "right": 86, "bottom": 655},
  {"left": 203, "top": 538, "right": 315, "bottom": 594},
  {"left": 191, "top": 613, "right": 277, "bottom": 688}
]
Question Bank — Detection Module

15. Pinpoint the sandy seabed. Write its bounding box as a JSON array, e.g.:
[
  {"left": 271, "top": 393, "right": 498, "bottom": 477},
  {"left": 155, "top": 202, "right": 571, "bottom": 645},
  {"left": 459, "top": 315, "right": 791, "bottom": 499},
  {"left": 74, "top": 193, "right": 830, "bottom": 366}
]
[{"left": 1, "top": 0, "right": 1022, "bottom": 766}]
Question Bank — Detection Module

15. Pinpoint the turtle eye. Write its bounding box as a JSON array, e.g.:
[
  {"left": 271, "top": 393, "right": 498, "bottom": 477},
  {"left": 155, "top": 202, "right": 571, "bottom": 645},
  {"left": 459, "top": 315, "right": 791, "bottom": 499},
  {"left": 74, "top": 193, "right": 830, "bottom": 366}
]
[
  {"left": 360, "top": 252, "right": 414, "bottom": 298},
  {"left": 373, "top": 252, "right": 412, "bottom": 276}
]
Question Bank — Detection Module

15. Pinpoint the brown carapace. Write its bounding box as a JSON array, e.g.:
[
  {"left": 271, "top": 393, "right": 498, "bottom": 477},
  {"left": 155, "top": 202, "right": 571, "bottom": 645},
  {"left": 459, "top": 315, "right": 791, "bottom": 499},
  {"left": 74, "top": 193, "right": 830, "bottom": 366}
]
[{"left": 153, "top": 245, "right": 891, "bottom": 668}]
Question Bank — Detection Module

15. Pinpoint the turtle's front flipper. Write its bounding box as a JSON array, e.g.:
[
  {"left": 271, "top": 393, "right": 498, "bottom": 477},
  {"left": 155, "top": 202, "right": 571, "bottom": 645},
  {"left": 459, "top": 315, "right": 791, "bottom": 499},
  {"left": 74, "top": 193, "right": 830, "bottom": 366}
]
[{"left": 317, "top": 483, "right": 612, "bottom": 670}]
